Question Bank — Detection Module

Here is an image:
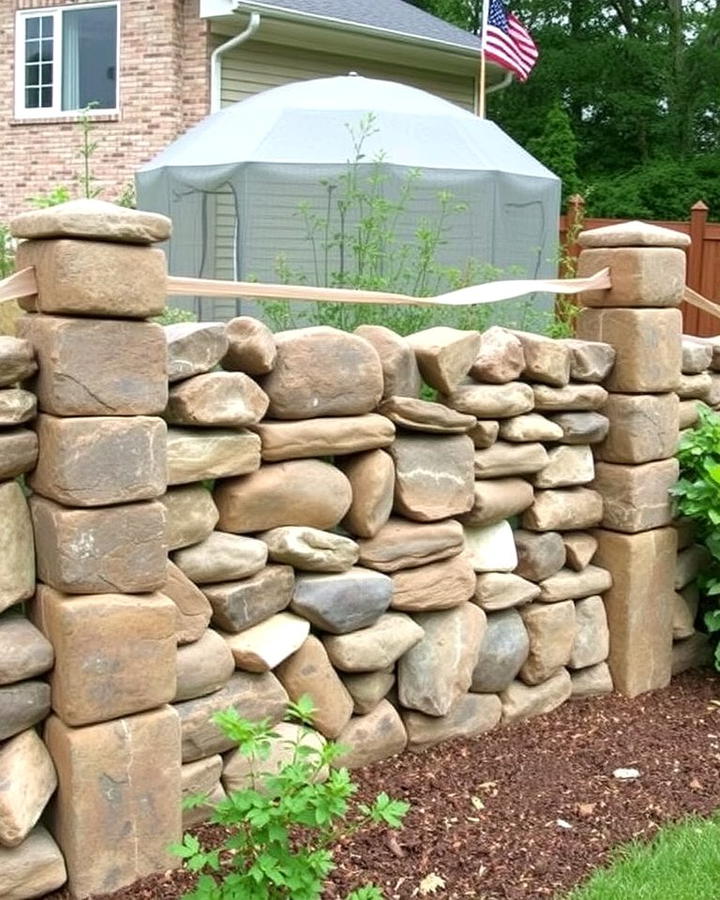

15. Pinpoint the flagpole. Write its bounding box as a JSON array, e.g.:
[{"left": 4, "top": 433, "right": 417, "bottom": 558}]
[{"left": 477, "top": 0, "right": 491, "bottom": 118}]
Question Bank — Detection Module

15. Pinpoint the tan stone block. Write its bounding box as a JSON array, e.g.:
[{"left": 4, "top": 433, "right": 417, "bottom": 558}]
[
  {"left": 0, "top": 729, "right": 57, "bottom": 848},
  {"left": 500, "top": 668, "right": 571, "bottom": 723},
  {"left": 592, "top": 527, "right": 675, "bottom": 696},
  {"left": 682, "top": 338, "right": 713, "bottom": 374},
  {"left": 0, "top": 388, "right": 36, "bottom": 425},
  {"left": 533, "top": 444, "right": 594, "bottom": 489},
  {"left": 161, "top": 561, "right": 213, "bottom": 644},
  {"left": 338, "top": 449, "right": 395, "bottom": 539},
  {"left": 222, "top": 316, "right": 276, "bottom": 375},
  {"left": 577, "top": 247, "right": 686, "bottom": 307},
  {"left": 378, "top": 396, "right": 476, "bottom": 434},
  {"left": 0, "top": 428, "right": 38, "bottom": 479},
  {"left": 578, "top": 220, "right": 690, "bottom": 249},
  {"left": 275, "top": 635, "right": 354, "bottom": 739},
  {"left": 570, "top": 662, "right": 613, "bottom": 697},
  {"left": 596, "top": 392, "right": 678, "bottom": 464},
  {"left": 538, "top": 565, "right": 612, "bottom": 603},
  {"left": 569, "top": 595, "right": 610, "bottom": 668},
  {"left": 576, "top": 307, "right": 682, "bottom": 393},
  {"left": 18, "top": 315, "right": 167, "bottom": 416},
  {"left": 563, "top": 532, "right": 598, "bottom": 570},
  {"left": 468, "top": 419, "right": 500, "bottom": 448},
  {"left": 175, "top": 629, "right": 235, "bottom": 701},
  {"left": 356, "top": 516, "right": 464, "bottom": 572},
  {"left": 0, "top": 335, "right": 37, "bottom": 387},
  {"left": 511, "top": 330, "right": 571, "bottom": 387},
  {"left": 222, "top": 613, "right": 310, "bottom": 672},
  {"left": 0, "top": 481, "right": 35, "bottom": 613},
  {"left": 676, "top": 372, "right": 713, "bottom": 401},
  {"left": 324, "top": 613, "right": 424, "bottom": 672},
  {"left": 264, "top": 527, "right": 358, "bottom": 574},
  {"left": 11, "top": 198, "right": 171, "bottom": 244},
  {"left": 31, "top": 586, "right": 176, "bottom": 726},
  {"left": 342, "top": 668, "right": 395, "bottom": 715},
  {"left": 561, "top": 338, "right": 616, "bottom": 383},
  {"left": 0, "top": 682, "right": 50, "bottom": 741},
  {"left": 403, "top": 692, "right": 501, "bottom": 752},
  {"left": 214, "top": 460, "right": 351, "bottom": 533},
  {"left": 473, "top": 572, "right": 540, "bottom": 611},
  {"left": 354, "top": 325, "right": 421, "bottom": 399},
  {"left": 533, "top": 383, "right": 608, "bottom": 411},
  {"left": 157, "top": 484, "right": 219, "bottom": 551},
  {"left": 0, "top": 826, "right": 67, "bottom": 900},
  {"left": 44, "top": 707, "right": 181, "bottom": 897},
  {"left": 31, "top": 496, "right": 167, "bottom": 594},
  {"left": 458, "top": 478, "right": 534, "bottom": 527},
  {"left": 549, "top": 411, "right": 609, "bottom": 445},
  {"left": 333, "top": 700, "right": 407, "bottom": 769},
  {"left": 30, "top": 414, "right": 166, "bottom": 507},
  {"left": 470, "top": 326, "right": 524, "bottom": 384},
  {"left": 474, "top": 441, "right": 548, "bottom": 478},
  {"left": 406, "top": 326, "right": 481, "bottom": 393},
  {"left": 167, "top": 427, "right": 260, "bottom": 485},
  {"left": 522, "top": 488, "right": 603, "bottom": 532},
  {"left": 519, "top": 601, "right": 576, "bottom": 684},
  {"left": 498, "top": 413, "right": 564, "bottom": 442},
  {"left": 442, "top": 381, "right": 534, "bottom": 418},
  {"left": 254, "top": 414, "right": 394, "bottom": 461},
  {"left": 166, "top": 372, "right": 268, "bottom": 427},
  {"left": 390, "top": 554, "right": 476, "bottom": 611},
  {"left": 202, "top": 564, "right": 294, "bottom": 633},
  {"left": 513, "top": 530, "right": 566, "bottom": 582},
  {"left": 390, "top": 433, "right": 474, "bottom": 522},
  {"left": 0, "top": 617, "right": 53, "bottom": 686},
  {"left": 165, "top": 322, "right": 228, "bottom": 383},
  {"left": 173, "top": 532, "right": 268, "bottom": 584},
  {"left": 592, "top": 459, "right": 678, "bottom": 533},
  {"left": 15, "top": 239, "right": 166, "bottom": 318}
]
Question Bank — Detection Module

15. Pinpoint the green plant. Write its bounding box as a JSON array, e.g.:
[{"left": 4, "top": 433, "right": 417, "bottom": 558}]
[
  {"left": 152, "top": 307, "right": 198, "bottom": 326},
  {"left": 0, "top": 225, "right": 14, "bottom": 279},
  {"left": 173, "top": 695, "right": 409, "bottom": 900}
]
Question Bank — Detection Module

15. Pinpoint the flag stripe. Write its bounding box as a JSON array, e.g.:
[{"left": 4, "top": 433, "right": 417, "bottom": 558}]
[{"left": 483, "top": 1, "right": 538, "bottom": 82}]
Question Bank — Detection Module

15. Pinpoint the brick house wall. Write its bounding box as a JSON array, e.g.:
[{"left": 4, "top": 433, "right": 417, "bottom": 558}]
[{"left": 0, "top": 0, "right": 210, "bottom": 219}]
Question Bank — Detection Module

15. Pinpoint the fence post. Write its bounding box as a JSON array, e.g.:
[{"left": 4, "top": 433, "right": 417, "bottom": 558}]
[
  {"left": 561, "top": 194, "right": 586, "bottom": 278},
  {"left": 687, "top": 200, "right": 708, "bottom": 293}
]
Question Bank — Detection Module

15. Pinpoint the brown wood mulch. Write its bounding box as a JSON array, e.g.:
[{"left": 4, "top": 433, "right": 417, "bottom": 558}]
[{"left": 47, "top": 669, "right": 720, "bottom": 900}]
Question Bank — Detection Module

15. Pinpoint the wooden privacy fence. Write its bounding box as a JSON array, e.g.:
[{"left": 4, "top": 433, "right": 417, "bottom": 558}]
[{"left": 561, "top": 196, "right": 720, "bottom": 337}]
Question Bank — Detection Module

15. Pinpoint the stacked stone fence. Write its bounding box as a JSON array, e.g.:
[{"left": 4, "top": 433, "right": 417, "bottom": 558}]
[{"left": 0, "top": 201, "right": 713, "bottom": 898}]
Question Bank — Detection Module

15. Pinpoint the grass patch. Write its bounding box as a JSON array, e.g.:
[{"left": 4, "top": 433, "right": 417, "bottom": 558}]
[{"left": 566, "top": 814, "right": 720, "bottom": 900}]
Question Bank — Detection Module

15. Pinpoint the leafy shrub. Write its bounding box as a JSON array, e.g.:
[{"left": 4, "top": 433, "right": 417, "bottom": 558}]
[{"left": 152, "top": 307, "right": 198, "bottom": 325}]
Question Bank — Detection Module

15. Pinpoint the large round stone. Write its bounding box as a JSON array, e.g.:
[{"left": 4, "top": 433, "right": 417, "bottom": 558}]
[
  {"left": 471, "top": 608, "right": 529, "bottom": 692},
  {"left": 291, "top": 567, "right": 392, "bottom": 633}
]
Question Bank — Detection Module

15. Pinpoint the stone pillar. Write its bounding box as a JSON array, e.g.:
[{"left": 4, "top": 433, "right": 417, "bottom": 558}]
[
  {"left": 576, "top": 220, "right": 688, "bottom": 697},
  {"left": 11, "top": 199, "right": 181, "bottom": 898}
]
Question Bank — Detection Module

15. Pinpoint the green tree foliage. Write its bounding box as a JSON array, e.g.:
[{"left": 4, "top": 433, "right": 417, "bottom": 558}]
[{"left": 527, "top": 102, "right": 580, "bottom": 200}]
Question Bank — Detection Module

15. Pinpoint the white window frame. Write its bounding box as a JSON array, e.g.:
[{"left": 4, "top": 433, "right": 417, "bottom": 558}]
[{"left": 14, "top": 2, "right": 120, "bottom": 119}]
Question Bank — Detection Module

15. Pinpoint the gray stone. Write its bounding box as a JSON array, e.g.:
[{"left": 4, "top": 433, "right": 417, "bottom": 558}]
[
  {"left": 473, "top": 573, "right": 541, "bottom": 611},
  {"left": 511, "top": 330, "right": 571, "bottom": 387},
  {"left": 260, "top": 526, "right": 359, "bottom": 572},
  {"left": 549, "top": 411, "right": 610, "bottom": 444},
  {"left": 0, "top": 728, "right": 57, "bottom": 848},
  {"left": 0, "top": 682, "right": 50, "bottom": 741},
  {"left": 569, "top": 596, "right": 610, "bottom": 668},
  {"left": 157, "top": 484, "right": 219, "bottom": 551},
  {"left": 333, "top": 700, "right": 407, "bottom": 768},
  {"left": 673, "top": 584, "right": 699, "bottom": 640},
  {"left": 570, "top": 662, "right": 613, "bottom": 698},
  {"left": 175, "top": 630, "right": 235, "bottom": 702},
  {"left": 501, "top": 668, "right": 572, "bottom": 723},
  {"left": 166, "top": 371, "right": 269, "bottom": 427},
  {"left": 471, "top": 608, "right": 529, "bottom": 692},
  {"left": 675, "top": 545, "right": 711, "bottom": 590},
  {"left": 291, "top": 567, "right": 393, "bottom": 634},
  {"left": 0, "top": 336, "right": 36, "bottom": 387},
  {"left": 165, "top": 322, "right": 228, "bottom": 383},
  {"left": 0, "top": 481, "right": 35, "bottom": 614},
  {"left": 0, "top": 389, "right": 36, "bottom": 425},
  {"left": 342, "top": 668, "right": 395, "bottom": 715},
  {"left": 468, "top": 420, "right": 500, "bottom": 448},
  {"left": 357, "top": 517, "right": 464, "bottom": 573},
  {"left": 0, "top": 826, "right": 66, "bottom": 900},
  {"left": 672, "top": 633, "right": 713, "bottom": 675},
  {"left": 354, "top": 325, "right": 421, "bottom": 399},
  {"left": 519, "top": 601, "right": 576, "bottom": 685},
  {"left": 324, "top": 613, "right": 424, "bottom": 672},
  {"left": 561, "top": 338, "right": 616, "bottom": 383},
  {"left": 222, "top": 316, "right": 276, "bottom": 375},
  {"left": 181, "top": 757, "right": 224, "bottom": 828},
  {"left": 474, "top": 441, "right": 548, "bottom": 478},
  {"left": 0, "top": 428, "right": 38, "bottom": 479},
  {"left": 0, "top": 617, "right": 53, "bottom": 686},
  {"left": 173, "top": 532, "right": 268, "bottom": 584},
  {"left": 470, "top": 326, "right": 525, "bottom": 384},
  {"left": 403, "top": 692, "right": 501, "bottom": 752},
  {"left": 514, "top": 530, "right": 566, "bottom": 583},
  {"left": 682, "top": 338, "right": 713, "bottom": 375},
  {"left": 203, "top": 564, "right": 294, "bottom": 634},
  {"left": 167, "top": 427, "right": 260, "bottom": 485}
]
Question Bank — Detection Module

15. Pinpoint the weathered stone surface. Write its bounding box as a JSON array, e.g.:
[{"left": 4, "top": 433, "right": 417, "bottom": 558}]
[
  {"left": 398, "top": 603, "right": 485, "bottom": 716},
  {"left": 672, "top": 585, "right": 698, "bottom": 640},
  {"left": 176, "top": 672, "right": 288, "bottom": 761},
  {"left": 255, "top": 414, "right": 394, "bottom": 461},
  {"left": 276, "top": 636, "right": 354, "bottom": 738},
  {"left": 223, "top": 722, "right": 326, "bottom": 792},
  {"left": 390, "top": 554, "right": 475, "bottom": 611},
  {"left": 223, "top": 612, "right": 310, "bottom": 672},
  {"left": 261, "top": 327, "right": 382, "bottom": 418},
  {"left": 0, "top": 826, "right": 66, "bottom": 900},
  {"left": 471, "top": 608, "right": 529, "bottom": 692},
  {"left": 261, "top": 526, "right": 358, "bottom": 572},
  {"left": 0, "top": 388, "right": 35, "bottom": 425},
  {"left": 31, "top": 496, "right": 167, "bottom": 594},
  {"left": 679, "top": 399, "right": 704, "bottom": 429},
  {"left": 357, "top": 517, "right": 464, "bottom": 572},
  {"left": 571, "top": 662, "right": 613, "bottom": 698},
  {"left": 576, "top": 307, "right": 682, "bottom": 393},
  {"left": 464, "top": 521, "right": 518, "bottom": 573},
  {"left": 513, "top": 530, "right": 566, "bottom": 582},
  {"left": 522, "top": 488, "right": 604, "bottom": 532},
  {"left": 519, "top": 601, "right": 576, "bottom": 685},
  {"left": 390, "top": 433, "right": 474, "bottom": 522},
  {"left": 592, "top": 459, "right": 679, "bottom": 533},
  {"left": 473, "top": 572, "right": 541, "bottom": 611},
  {"left": 596, "top": 392, "right": 679, "bottom": 464},
  {"left": 563, "top": 532, "right": 598, "bottom": 571},
  {"left": 333, "top": 700, "right": 407, "bottom": 768},
  {"left": 501, "top": 668, "right": 572, "bottom": 723},
  {"left": 15, "top": 238, "right": 166, "bottom": 318},
  {"left": 0, "top": 617, "right": 53, "bottom": 686},
  {"left": 291, "top": 567, "right": 392, "bottom": 633},
  {"left": 30, "top": 414, "right": 166, "bottom": 507},
  {"left": 561, "top": 338, "right": 616, "bottom": 383},
  {"left": 181, "top": 757, "right": 225, "bottom": 828},
  {"left": 0, "top": 336, "right": 36, "bottom": 387},
  {"left": 354, "top": 325, "right": 422, "bottom": 399},
  {"left": 0, "top": 428, "right": 38, "bottom": 479},
  {"left": 0, "top": 682, "right": 50, "bottom": 741},
  {"left": 442, "top": 381, "right": 534, "bottom": 418},
  {"left": 18, "top": 315, "right": 167, "bottom": 416},
  {"left": 222, "top": 316, "right": 276, "bottom": 375},
  {"left": 511, "top": 330, "right": 571, "bottom": 386},
  {"left": 458, "top": 478, "right": 534, "bottom": 528},
  {"left": 175, "top": 629, "right": 235, "bottom": 702},
  {"left": 11, "top": 198, "right": 171, "bottom": 243},
  {"left": 44, "top": 707, "right": 180, "bottom": 897},
  {"left": 569, "top": 595, "right": 610, "bottom": 668},
  {"left": 161, "top": 561, "right": 213, "bottom": 644},
  {"left": 167, "top": 427, "right": 260, "bottom": 485},
  {"left": 676, "top": 372, "right": 713, "bottom": 402},
  {"left": 538, "top": 566, "right": 612, "bottom": 603},
  {"left": 342, "top": 668, "right": 395, "bottom": 715},
  {"left": 674, "top": 519, "right": 697, "bottom": 552},
  {"left": 672, "top": 632, "right": 713, "bottom": 675},
  {"left": 165, "top": 322, "right": 228, "bottom": 383},
  {"left": 593, "top": 527, "right": 675, "bottom": 697},
  {"left": 474, "top": 441, "right": 548, "bottom": 478},
  {"left": 0, "top": 729, "right": 57, "bottom": 848},
  {"left": 338, "top": 449, "right": 395, "bottom": 539},
  {"left": 324, "top": 613, "right": 424, "bottom": 672},
  {"left": 215, "top": 460, "right": 352, "bottom": 533},
  {"left": 533, "top": 383, "right": 608, "bottom": 411},
  {"left": 166, "top": 371, "right": 268, "bottom": 427},
  {"left": 499, "top": 413, "right": 563, "bottom": 442},
  {"left": 379, "top": 396, "right": 476, "bottom": 434},
  {"left": 549, "top": 411, "right": 610, "bottom": 444},
  {"left": 534, "top": 444, "right": 595, "bottom": 489},
  {"left": 675, "top": 545, "right": 710, "bottom": 590},
  {"left": 578, "top": 219, "right": 690, "bottom": 249},
  {"left": 173, "top": 532, "right": 267, "bottom": 584},
  {"left": 0, "top": 481, "right": 34, "bottom": 613},
  {"left": 203, "top": 564, "right": 294, "bottom": 634},
  {"left": 31, "top": 586, "right": 176, "bottom": 726},
  {"left": 468, "top": 419, "right": 500, "bottom": 448},
  {"left": 470, "top": 326, "right": 525, "bottom": 384},
  {"left": 577, "top": 246, "right": 686, "bottom": 307},
  {"left": 158, "top": 484, "right": 219, "bottom": 551},
  {"left": 405, "top": 326, "right": 481, "bottom": 394},
  {"left": 403, "top": 692, "right": 501, "bottom": 752},
  {"left": 682, "top": 338, "right": 713, "bottom": 374}
]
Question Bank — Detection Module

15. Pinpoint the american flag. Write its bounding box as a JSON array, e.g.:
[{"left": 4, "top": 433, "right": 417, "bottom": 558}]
[{"left": 483, "top": 0, "right": 538, "bottom": 82}]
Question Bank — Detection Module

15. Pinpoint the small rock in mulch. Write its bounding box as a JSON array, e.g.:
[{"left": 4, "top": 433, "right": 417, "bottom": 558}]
[{"left": 46, "top": 670, "right": 720, "bottom": 900}]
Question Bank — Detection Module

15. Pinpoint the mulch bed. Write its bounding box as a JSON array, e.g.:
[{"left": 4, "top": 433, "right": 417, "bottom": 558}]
[{"left": 47, "top": 669, "right": 720, "bottom": 899}]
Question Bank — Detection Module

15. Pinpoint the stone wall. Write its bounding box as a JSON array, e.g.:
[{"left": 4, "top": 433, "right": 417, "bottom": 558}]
[{"left": 0, "top": 201, "right": 699, "bottom": 898}]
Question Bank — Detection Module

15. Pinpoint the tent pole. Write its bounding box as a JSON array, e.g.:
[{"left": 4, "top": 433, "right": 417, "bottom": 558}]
[{"left": 478, "top": 0, "right": 490, "bottom": 118}]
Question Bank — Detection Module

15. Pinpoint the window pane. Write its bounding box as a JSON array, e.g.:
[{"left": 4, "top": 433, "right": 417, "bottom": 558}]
[
  {"left": 26, "top": 17, "right": 40, "bottom": 40},
  {"left": 41, "top": 86, "right": 53, "bottom": 107},
  {"left": 61, "top": 5, "right": 117, "bottom": 111},
  {"left": 41, "top": 63, "right": 53, "bottom": 85},
  {"left": 25, "top": 87, "right": 40, "bottom": 109},
  {"left": 41, "top": 15, "right": 54, "bottom": 38},
  {"left": 26, "top": 66, "right": 40, "bottom": 87},
  {"left": 25, "top": 41, "right": 40, "bottom": 64},
  {"left": 41, "top": 39, "right": 53, "bottom": 62}
]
